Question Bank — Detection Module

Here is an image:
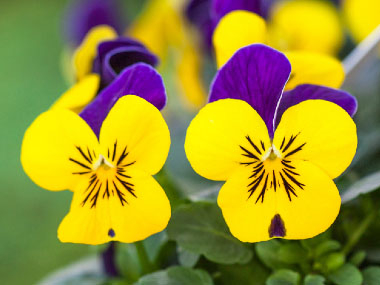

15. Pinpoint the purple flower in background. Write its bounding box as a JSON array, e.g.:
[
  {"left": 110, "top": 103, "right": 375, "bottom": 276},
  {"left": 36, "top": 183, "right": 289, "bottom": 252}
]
[
  {"left": 64, "top": 0, "right": 124, "bottom": 46},
  {"left": 185, "top": 0, "right": 275, "bottom": 48},
  {"left": 93, "top": 37, "right": 158, "bottom": 87}
]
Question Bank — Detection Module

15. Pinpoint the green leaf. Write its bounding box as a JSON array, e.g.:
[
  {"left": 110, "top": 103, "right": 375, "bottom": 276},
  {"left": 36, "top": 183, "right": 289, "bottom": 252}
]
[
  {"left": 362, "top": 266, "right": 380, "bottom": 285},
  {"left": 218, "top": 255, "right": 270, "bottom": 285},
  {"left": 278, "top": 242, "right": 308, "bottom": 264},
  {"left": 341, "top": 171, "right": 380, "bottom": 203},
  {"left": 322, "top": 252, "right": 346, "bottom": 272},
  {"left": 304, "top": 274, "right": 326, "bottom": 285},
  {"left": 135, "top": 266, "right": 213, "bottom": 285},
  {"left": 328, "top": 264, "right": 363, "bottom": 285},
  {"left": 314, "top": 240, "right": 341, "bottom": 258},
  {"left": 178, "top": 247, "right": 200, "bottom": 268},
  {"left": 349, "top": 250, "right": 366, "bottom": 266},
  {"left": 266, "top": 269, "right": 300, "bottom": 285},
  {"left": 256, "top": 240, "right": 290, "bottom": 270},
  {"left": 167, "top": 202, "right": 253, "bottom": 264}
]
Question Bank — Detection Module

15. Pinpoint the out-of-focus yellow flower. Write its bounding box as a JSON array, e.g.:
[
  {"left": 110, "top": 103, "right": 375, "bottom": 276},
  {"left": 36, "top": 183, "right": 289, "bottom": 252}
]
[
  {"left": 74, "top": 25, "right": 117, "bottom": 81},
  {"left": 129, "top": 0, "right": 206, "bottom": 109},
  {"left": 343, "top": 0, "right": 380, "bottom": 43},
  {"left": 213, "top": 9, "right": 344, "bottom": 90},
  {"left": 269, "top": 0, "right": 343, "bottom": 55}
]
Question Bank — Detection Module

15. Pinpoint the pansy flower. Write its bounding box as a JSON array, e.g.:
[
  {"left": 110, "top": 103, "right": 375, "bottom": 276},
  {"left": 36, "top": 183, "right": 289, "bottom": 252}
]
[
  {"left": 185, "top": 44, "right": 357, "bottom": 242},
  {"left": 21, "top": 63, "right": 170, "bottom": 244},
  {"left": 343, "top": 0, "right": 380, "bottom": 43},
  {"left": 212, "top": 6, "right": 344, "bottom": 91},
  {"left": 55, "top": 25, "right": 158, "bottom": 112}
]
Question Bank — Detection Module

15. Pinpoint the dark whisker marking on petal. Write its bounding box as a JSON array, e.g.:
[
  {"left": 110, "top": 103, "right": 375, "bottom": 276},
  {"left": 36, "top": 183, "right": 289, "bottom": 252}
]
[
  {"left": 285, "top": 142, "right": 306, "bottom": 158},
  {"left": 90, "top": 182, "right": 102, "bottom": 208},
  {"left": 112, "top": 141, "right": 117, "bottom": 162},
  {"left": 87, "top": 147, "right": 93, "bottom": 161},
  {"left": 117, "top": 172, "right": 131, "bottom": 179},
  {"left": 248, "top": 170, "right": 265, "bottom": 199},
  {"left": 283, "top": 167, "right": 300, "bottom": 176},
  {"left": 240, "top": 161, "right": 255, "bottom": 166},
  {"left": 103, "top": 180, "right": 110, "bottom": 199},
  {"left": 281, "top": 160, "right": 296, "bottom": 169},
  {"left": 240, "top": 145, "right": 259, "bottom": 160},
  {"left": 117, "top": 146, "right": 129, "bottom": 166},
  {"left": 69, "top": 158, "right": 91, "bottom": 170},
  {"left": 120, "top": 161, "right": 136, "bottom": 167},
  {"left": 76, "top": 146, "right": 92, "bottom": 164},
  {"left": 273, "top": 170, "right": 277, "bottom": 192},
  {"left": 256, "top": 174, "right": 269, "bottom": 203},
  {"left": 82, "top": 179, "right": 99, "bottom": 206},
  {"left": 112, "top": 181, "right": 127, "bottom": 206},
  {"left": 283, "top": 169, "right": 305, "bottom": 190},
  {"left": 72, "top": 171, "right": 91, "bottom": 175},
  {"left": 249, "top": 165, "right": 264, "bottom": 178},
  {"left": 246, "top": 135, "right": 261, "bottom": 155},
  {"left": 279, "top": 172, "right": 297, "bottom": 201},
  {"left": 280, "top": 137, "right": 286, "bottom": 150},
  {"left": 115, "top": 176, "right": 136, "bottom": 197},
  {"left": 107, "top": 148, "right": 110, "bottom": 159},
  {"left": 260, "top": 141, "right": 265, "bottom": 152},
  {"left": 282, "top": 133, "right": 300, "bottom": 153}
]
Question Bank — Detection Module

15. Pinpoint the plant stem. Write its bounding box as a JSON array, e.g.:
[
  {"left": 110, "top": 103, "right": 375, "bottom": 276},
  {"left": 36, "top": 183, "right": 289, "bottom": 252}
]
[
  {"left": 135, "top": 241, "right": 155, "bottom": 274},
  {"left": 101, "top": 241, "right": 119, "bottom": 277},
  {"left": 342, "top": 208, "right": 376, "bottom": 255}
]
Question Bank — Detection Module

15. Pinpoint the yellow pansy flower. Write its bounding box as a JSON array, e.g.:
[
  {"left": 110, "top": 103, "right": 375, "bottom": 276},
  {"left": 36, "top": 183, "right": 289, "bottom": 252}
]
[{"left": 21, "top": 96, "right": 171, "bottom": 244}]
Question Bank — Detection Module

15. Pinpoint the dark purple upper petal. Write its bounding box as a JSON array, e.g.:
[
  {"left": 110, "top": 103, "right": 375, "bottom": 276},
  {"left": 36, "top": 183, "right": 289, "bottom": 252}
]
[
  {"left": 209, "top": 44, "right": 291, "bottom": 137},
  {"left": 64, "top": 0, "right": 124, "bottom": 46},
  {"left": 275, "top": 84, "right": 358, "bottom": 127},
  {"left": 92, "top": 37, "right": 159, "bottom": 87},
  {"left": 80, "top": 63, "right": 166, "bottom": 136},
  {"left": 212, "top": 0, "right": 262, "bottom": 23}
]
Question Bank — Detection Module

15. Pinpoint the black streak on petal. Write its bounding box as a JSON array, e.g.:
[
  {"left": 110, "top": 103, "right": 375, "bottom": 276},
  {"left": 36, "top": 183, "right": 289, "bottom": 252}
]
[
  {"left": 269, "top": 214, "right": 286, "bottom": 238},
  {"left": 108, "top": 228, "right": 115, "bottom": 237}
]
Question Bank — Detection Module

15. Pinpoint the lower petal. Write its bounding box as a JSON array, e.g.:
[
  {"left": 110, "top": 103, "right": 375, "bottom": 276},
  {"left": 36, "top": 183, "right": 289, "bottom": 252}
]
[
  {"left": 218, "top": 160, "right": 340, "bottom": 243},
  {"left": 58, "top": 169, "right": 171, "bottom": 244}
]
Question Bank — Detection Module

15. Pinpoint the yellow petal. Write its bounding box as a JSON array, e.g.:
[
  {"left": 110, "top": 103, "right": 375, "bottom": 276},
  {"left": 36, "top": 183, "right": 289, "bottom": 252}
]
[
  {"left": 213, "top": 10, "right": 267, "bottom": 68},
  {"left": 74, "top": 25, "right": 117, "bottom": 80},
  {"left": 218, "top": 159, "right": 340, "bottom": 242},
  {"left": 284, "top": 51, "right": 345, "bottom": 90},
  {"left": 273, "top": 100, "right": 357, "bottom": 179},
  {"left": 268, "top": 0, "right": 342, "bottom": 55},
  {"left": 343, "top": 0, "right": 380, "bottom": 43},
  {"left": 51, "top": 74, "right": 100, "bottom": 112},
  {"left": 58, "top": 169, "right": 171, "bottom": 244},
  {"left": 185, "top": 99, "right": 271, "bottom": 181},
  {"left": 99, "top": 95, "right": 170, "bottom": 175},
  {"left": 176, "top": 42, "right": 207, "bottom": 109},
  {"left": 21, "top": 109, "right": 99, "bottom": 191}
]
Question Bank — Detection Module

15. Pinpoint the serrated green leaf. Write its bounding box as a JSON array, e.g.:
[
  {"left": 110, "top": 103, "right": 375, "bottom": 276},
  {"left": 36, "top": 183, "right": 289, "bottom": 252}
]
[
  {"left": 278, "top": 243, "right": 308, "bottom": 264},
  {"left": 362, "top": 266, "right": 380, "bottom": 285},
  {"left": 328, "top": 264, "right": 363, "bottom": 285},
  {"left": 178, "top": 247, "right": 200, "bottom": 268},
  {"left": 315, "top": 241, "right": 341, "bottom": 258},
  {"left": 167, "top": 202, "right": 253, "bottom": 264},
  {"left": 135, "top": 266, "right": 213, "bottom": 285},
  {"left": 256, "top": 240, "right": 290, "bottom": 270},
  {"left": 266, "top": 269, "right": 300, "bottom": 285},
  {"left": 304, "top": 274, "right": 325, "bottom": 285},
  {"left": 341, "top": 171, "right": 380, "bottom": 203}
]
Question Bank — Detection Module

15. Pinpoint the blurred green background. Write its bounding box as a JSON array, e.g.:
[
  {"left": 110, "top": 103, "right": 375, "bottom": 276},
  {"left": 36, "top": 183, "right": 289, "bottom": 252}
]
[{"left": 0, "top": 0, "right": 90, "bottom": 283}]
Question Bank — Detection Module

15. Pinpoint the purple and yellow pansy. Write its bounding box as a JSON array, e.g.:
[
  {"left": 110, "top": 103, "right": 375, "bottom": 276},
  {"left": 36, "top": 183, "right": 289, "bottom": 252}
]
[
  {"left": 185, "top": 44, "right": 357, "bottom": 242},
  {"left": 21, "top": 61, "right": 170, "bottom": 245}
]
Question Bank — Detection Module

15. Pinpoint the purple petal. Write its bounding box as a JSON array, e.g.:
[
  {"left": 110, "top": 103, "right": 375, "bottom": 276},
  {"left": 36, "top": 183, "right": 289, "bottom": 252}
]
[
  {"left": 212, "top": 0, "right": 262, "bottom": 23},
  {"left": 275, "top": 84, "right": 358, "bottom": 127},
  {"left": 92, "top": 37, "right": 158, "bottom": 86},
  {"left": 80, "top": 63, "right": 166, "bottom": 136},
  {"left": 186, "top": 0, "right": 215, "bottom": 48},
  {"left": 63, "top": 0, "right": 124, "bottom": 46},
  {"left": 209, "top": 44, "right": 291, "bottom": 137}
]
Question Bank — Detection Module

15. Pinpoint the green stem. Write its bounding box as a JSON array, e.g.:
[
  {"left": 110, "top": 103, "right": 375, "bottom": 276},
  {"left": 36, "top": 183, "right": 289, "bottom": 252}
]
[
  {"left": 135, "top": 241, "right": 155, "bottom": 274},
  {"left": 342, "top": 208, "right": 376, "bottom": 255}
]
